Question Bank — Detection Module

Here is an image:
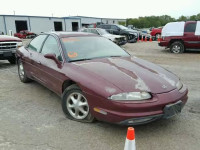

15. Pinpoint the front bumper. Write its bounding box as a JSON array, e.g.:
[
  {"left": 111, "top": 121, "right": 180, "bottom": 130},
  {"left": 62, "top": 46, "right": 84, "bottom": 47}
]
[
  {"left": 87, "top": 85, "right": 188, "bottom": 125},
  {"left": 158, "top": 41, "right": 169, "bottom": 47},
  {"left": 118, "top": 41, "right": 127, "bottom": 46},
  {"left": 0, "top": 49, "right": 16, "bottom": 60},
  {"left": 119, "top": 100, "right": 184, "bottom": 125}
]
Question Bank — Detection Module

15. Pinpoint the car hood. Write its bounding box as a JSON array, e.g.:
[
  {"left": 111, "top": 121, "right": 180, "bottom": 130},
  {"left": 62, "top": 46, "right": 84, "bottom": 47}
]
[
  {"left": 0, "top": 35, "right": 21, "bottom": 42},
  {"left": 124, "top": 29, "right": 138, "bottom": 34},
  {"left": 72, "top": 57, "right": 179, "bottom": 94},
  {"left": 102, "top": 34, "right": 124, "bottom": 39}
]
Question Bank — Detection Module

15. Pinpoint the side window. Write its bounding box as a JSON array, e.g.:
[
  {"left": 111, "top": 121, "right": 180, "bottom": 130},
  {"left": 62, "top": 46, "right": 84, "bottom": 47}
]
[
  {"left": 87, "top": 29, "right": 92, "bottom": 33},
  {"left": 91, "top": 29, "right": 99, "bottom": 35},
  {"left": 185, "top": 23, "right": 197, "bottom": 32},
  {"left": 41, "top": 35, "right": 62, "bottom": 61},
  {"left": 27, "top": 35, "right": 47, "bottom": 52},
  {"left": 111, "top": 25, "right": 119, "bottom": 30},
  {"left": 82, "top": 29, "right": 88, "bottom": 32},
  {"left": 103, "top": 25, "right": 110, "bottom": 29}
]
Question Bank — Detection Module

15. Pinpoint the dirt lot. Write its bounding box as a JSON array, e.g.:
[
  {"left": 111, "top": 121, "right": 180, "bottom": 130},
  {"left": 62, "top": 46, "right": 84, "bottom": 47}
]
[{"left": 0, "top": 41, "right": 200, "bottom": 150}]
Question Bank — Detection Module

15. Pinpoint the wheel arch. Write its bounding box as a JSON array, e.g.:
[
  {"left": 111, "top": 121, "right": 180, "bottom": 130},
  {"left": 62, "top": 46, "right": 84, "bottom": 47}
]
[
  {"left": 62, "top": 79, "right": 77, "bottom": 93},
  {"left": 169, "top": 39, "right": 184, "bottom": 46}
]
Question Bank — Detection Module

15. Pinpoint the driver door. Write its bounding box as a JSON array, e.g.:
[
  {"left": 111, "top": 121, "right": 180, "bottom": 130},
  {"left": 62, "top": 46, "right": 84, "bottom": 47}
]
[
  {"left": 111, "top": 25, "right": 120, "bottom": 35},
  {"left": 37, "top": 35, "right": 64, "bottom": 95}
]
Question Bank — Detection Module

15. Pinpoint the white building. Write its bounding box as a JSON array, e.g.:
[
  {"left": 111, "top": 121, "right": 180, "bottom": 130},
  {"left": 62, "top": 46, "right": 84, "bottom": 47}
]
[{"left": 0, "top": 15, "right": 126, "bottom": 35}]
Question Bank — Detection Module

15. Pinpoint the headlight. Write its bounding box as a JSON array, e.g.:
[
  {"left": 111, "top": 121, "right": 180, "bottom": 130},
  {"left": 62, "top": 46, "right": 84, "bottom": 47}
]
[
  {"left": 176, "top": 80, "right": 183, "bottom": 90},
  {"left": 108, "top": 92, "right": 151, "bottom": 101},
  {"left": 129, "top": 32, "right": 137, "bottom": 36},
  {"left": 17, "top": 42, "right": 23, "bottom": 48}
]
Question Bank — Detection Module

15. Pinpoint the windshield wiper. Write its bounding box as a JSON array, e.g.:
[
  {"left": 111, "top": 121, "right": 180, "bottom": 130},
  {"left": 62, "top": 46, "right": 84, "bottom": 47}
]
[
  {"left": 109, "top": 56, "right": 122, "bottom": 58},
  {"left": 69, "top": 58, "right": 92, "bottom": 62}
]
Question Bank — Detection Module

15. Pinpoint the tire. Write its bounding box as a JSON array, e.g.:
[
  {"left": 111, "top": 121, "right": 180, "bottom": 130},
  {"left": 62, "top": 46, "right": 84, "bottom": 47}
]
[
  {"left": 124, "top": 35, "right": 129, "bottom": 42},
  {"left": 17, "top": 59, "right": 31, "bottom": 83},
  {"left": 155, "top": 34, "right": 161, "bottom": 40},
  {"left": 62, "top": 84, "right": 95, "bottom": 123},
  {"left": 8, "top": 56, "right": 16, "bottom": 64},
  {"left": 170, "top": 41, "right": 185, "bottom": 54}
]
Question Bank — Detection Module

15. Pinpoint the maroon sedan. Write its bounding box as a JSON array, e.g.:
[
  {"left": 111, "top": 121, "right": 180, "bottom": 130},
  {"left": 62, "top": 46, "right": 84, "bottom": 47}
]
[{"left": 16, "top": 32, "right": 188, "bottom": 125}]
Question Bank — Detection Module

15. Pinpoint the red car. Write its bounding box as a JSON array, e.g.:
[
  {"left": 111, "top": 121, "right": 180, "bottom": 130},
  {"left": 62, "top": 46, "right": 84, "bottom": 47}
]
[
  {"left": 150, "top": 27, "right": 162, "bottom": 40},
  {"left": 159, "top": 21, "right": 200, "bottom": 53},
  {"left": 16, "top": 32, "right": 188, "bottom": 125},
  {"left": 14, "top": 30, "right": 37, "bottom": 39}
]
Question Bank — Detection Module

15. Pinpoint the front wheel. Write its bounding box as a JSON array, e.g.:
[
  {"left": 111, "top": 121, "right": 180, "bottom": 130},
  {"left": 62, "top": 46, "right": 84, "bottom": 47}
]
[
  {"left": 18, "top": 59, "right": 31, "bottom": 83},
  {"left": 62, "top": 84, "right": 95, "bottom": 123},
  {"left": 170, "top": 41, "right": 185, "bottom": 54}
]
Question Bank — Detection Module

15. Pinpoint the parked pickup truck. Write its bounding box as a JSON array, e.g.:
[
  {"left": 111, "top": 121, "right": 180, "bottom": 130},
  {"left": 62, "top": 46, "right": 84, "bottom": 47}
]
[
  {"left": 14, "top": 30, "right": 37, "bottom": 39},
  {"left": 150, "top": 27, "right": 162, "bottom": 40},
  {"left": 0, "top": 35, "right": 22, "bottom": 64},
  {"left": 159, "top": 21, "right": 200, "bottom": 53}
]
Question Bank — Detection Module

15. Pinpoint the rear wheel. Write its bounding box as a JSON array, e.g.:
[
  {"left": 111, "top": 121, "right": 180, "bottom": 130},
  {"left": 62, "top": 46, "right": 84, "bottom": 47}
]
[
  {"left": 62, "top": 84, "right": 95, "bottom": 123},
  {"left": 170, "top": 41, "right": 185, "bottom": 54},
  {"left": 8, "top": 56, "right": 16, "bottom": 64},
  {"left": 155, "top": 33, "right": 161, "bottom": 40}
]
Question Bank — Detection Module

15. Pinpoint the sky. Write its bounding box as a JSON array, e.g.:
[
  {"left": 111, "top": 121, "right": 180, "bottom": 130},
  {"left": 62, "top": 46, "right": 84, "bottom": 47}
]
[{"left": 0, "top": 0, "right": 199, "bottom": 19}]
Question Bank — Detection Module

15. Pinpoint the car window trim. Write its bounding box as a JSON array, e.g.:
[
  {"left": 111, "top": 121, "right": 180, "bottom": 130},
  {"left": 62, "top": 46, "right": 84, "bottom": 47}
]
[
  {"left": 184, "top": 22, "right": 197, "bottom": 33},
  {"left": 26, "top": 34, "right": 48, "bottom": 52},
  {"left": 40, "top": 34, "right": 65, "bottom": 63}
]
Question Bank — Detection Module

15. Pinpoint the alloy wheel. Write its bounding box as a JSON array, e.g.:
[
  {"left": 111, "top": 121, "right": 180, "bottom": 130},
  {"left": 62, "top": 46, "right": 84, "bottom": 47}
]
[
  {"left": 66, "top": 92, "right": 89, "bottom": 120},
  {"left": 19, "top": 62, "right": 25, "bottom": 79},
  {"left": 172, "top": 45, "right": 181, "bottom": 53}
]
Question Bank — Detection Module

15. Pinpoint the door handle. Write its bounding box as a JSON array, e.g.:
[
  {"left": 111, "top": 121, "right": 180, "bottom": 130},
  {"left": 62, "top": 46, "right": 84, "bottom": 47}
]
[{"left": 37, "top": 61, "right": 41, "bottom": 65}]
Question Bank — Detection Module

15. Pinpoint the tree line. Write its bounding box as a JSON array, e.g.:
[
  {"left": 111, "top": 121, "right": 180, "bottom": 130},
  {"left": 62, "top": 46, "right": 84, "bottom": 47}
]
[{"left": 126, "top": 13, "right": 200, "bottom": 29}]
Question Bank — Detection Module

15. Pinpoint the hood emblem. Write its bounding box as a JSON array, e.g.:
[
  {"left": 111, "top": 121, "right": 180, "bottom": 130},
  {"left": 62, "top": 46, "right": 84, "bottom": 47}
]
[{"left": 162, "top": 85, "right": 167, "bottom": 89}]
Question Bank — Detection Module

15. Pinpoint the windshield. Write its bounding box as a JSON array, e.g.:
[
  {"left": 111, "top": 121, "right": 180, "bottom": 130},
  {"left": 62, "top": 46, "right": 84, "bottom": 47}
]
[
  {"left": 61, "top": 37, "right": 129, "bottom": 62},
  {"left": 97, "top": 29, "right": 109, "bottom": 35},
  {"left": 117, "top": 25, "right": 128, "bottom": 30}
]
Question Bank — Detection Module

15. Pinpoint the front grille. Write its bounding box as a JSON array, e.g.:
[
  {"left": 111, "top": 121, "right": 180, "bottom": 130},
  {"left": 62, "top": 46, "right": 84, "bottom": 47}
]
[
  {"left": 120, "top": 37, "right": 125, "bottom": 41},
  {"left": 0, "top": 42, "right": 17, "bottom": 50}
]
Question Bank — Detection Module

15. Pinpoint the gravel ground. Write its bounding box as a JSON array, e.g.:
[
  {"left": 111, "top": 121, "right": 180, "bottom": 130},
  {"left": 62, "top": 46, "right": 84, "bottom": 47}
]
[{"left": 0, "top": 41, "right": 200, "bottom": 150}]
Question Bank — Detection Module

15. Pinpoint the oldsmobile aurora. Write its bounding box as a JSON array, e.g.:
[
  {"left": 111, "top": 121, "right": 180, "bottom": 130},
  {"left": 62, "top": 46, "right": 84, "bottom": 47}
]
[{"left": 16, "top": 32, "right": 188, "bottom": 125}]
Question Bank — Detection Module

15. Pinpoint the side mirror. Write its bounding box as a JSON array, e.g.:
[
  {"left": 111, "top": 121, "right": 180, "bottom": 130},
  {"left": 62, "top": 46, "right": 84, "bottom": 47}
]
[{"left": 44, "top": 53, "right": 62, "bottom": 68}]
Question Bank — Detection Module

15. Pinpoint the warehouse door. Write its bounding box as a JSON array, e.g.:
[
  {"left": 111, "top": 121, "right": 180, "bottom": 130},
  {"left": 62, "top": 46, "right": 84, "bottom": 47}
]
[
  {"left": 72, "top": 22, "right": 79, "bottom": 31},
  {"left": 15, "top": 21, "right": 28, "bottom": 33},
  {"left": 54, "top": 22, "right": 63, "bottom": 31}
]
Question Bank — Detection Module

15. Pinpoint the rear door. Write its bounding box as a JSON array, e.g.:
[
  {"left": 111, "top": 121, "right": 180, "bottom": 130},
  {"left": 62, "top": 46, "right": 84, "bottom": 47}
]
[
  {"left": 104, "top": 25, "right": 111, "bottom": 34},
  {"left": 25, "top": 35, "right": 48, "bottom": 81},
  {"left": 184, "top": 22, "right": 199, "bottom": 49},
  {"left": 110, "top": 25, "right": 120, "bottom": 35},
  {"left": 37, "top": 35, "right": 64, "bottom": 95}
]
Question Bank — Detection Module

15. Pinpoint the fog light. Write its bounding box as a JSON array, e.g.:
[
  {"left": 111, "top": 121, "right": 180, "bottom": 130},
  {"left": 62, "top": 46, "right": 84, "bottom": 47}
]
[{"left": 128, "top": 118, "right": 153, "bottom": 124}]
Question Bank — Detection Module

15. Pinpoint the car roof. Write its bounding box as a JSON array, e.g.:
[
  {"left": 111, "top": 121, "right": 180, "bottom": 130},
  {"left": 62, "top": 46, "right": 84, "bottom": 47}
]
[
  {"left": 45, "top": 32, "right": 99, "bottom": 38},
  {"left": 85, "top": 28, "right": 103, "bottom": 30}
]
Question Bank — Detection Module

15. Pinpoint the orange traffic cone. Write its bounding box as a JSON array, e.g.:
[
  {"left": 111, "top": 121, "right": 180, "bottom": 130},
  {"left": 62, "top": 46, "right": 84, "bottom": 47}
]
[
  {"left": 145, "top": 36, "right": 147, "bottom": 42},
  {"left": 124, "top": 127, "right": 136, "bottom": 150},
  {"left": 157, "top": 35, "right": 161, "bottom": 42},
  {"left": 137, "top": 37, "right": 140, "bottom": 42},
  {"left": 149, "top": 36, "right": 152, "bottom": 42},
  {"left": 141, "top": 36, "right": 143, "bottom": 42}
]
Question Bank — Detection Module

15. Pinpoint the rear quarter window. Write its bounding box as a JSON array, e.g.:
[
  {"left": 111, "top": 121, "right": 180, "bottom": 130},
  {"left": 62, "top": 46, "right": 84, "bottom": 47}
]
[{"left": 184, "top": 23, "right": 197, "bottom": 32}]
